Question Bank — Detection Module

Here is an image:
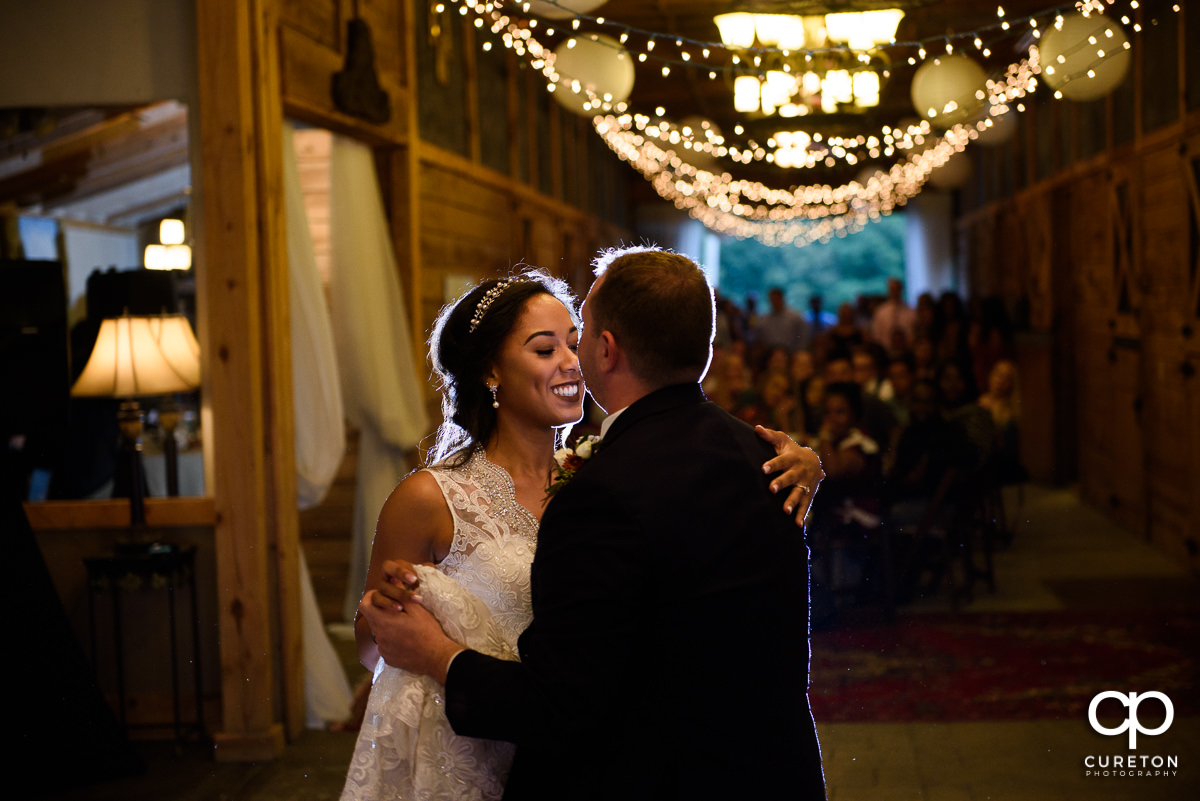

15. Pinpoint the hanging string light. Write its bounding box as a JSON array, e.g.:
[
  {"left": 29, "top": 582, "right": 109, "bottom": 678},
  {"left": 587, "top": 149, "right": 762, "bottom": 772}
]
[{"left": 452, "top": 0, "right": 1174, "bottom": 246}]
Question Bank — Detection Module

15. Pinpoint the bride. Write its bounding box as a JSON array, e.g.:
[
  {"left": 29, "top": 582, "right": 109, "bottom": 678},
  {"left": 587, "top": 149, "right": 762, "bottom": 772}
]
[{"left": 340, "top": 270, "right": 817, "bottom": 801}]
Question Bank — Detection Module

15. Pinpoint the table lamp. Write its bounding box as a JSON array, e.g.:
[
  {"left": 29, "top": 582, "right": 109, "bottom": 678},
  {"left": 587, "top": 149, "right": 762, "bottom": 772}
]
[
  {"left": 71, "top": 312, "right": 202, "bottom": 524},
  {"left": 147, "top": 314, "right": 202, "bottom": 496}
]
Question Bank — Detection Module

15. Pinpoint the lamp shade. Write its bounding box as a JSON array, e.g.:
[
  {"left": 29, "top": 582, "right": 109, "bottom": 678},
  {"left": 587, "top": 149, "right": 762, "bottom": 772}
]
[
  {"left": 825, "top": 9, "right": 904, "bottom": 51},
  {"left": 149, "top": 314, "right": 202, "bottom": 387},
  {"left": 1039, "top": 13, "right": 1131, "bottom": 101},
  {"left": 714, "top": 13, "right": 757, "bottom": 48},
  {"left": 159, "top": 219, "right": 186, "bottom": 245},
  {"left": 72, "top": 314, "right": 201, "bottom": 398}
]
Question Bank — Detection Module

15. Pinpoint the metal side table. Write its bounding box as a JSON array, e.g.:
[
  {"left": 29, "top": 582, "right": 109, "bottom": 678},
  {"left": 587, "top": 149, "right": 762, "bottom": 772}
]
[{"left": 84, "top": 542, "right": 205, "bottom": 747}]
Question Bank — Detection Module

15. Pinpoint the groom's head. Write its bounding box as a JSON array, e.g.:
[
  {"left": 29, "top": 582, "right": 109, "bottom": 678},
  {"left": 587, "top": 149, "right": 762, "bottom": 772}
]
[{"left": 580, "top": 247, "right": 714, "bottom": 407}]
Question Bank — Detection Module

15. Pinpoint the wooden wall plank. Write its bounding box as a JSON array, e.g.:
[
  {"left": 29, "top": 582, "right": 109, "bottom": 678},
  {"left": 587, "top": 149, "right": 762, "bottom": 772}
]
[
  {"left": 24, "top": 498, "right": 216, "bottom": 530},
  {"left": 252, "top": 0, "right": 306, "bottom": 743},
  {"left": 281, "top": 0, "right": 340, "bottom": 49}
]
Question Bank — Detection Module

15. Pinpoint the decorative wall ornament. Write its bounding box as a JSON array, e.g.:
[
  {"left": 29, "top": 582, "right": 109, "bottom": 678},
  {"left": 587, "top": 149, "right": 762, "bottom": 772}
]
[{"left": 332, "top": 18, "right": 392, "bottom": 124}]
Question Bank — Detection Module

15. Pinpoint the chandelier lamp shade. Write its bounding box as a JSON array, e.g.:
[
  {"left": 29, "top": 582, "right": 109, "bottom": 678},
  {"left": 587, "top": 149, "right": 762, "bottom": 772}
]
[
  {"left": 824, "top": 9, "right": 907, "bottom": 52},
  {"left": 713, "top": 13, "right": 809, "bottom": 50},
  {"left": 715, "top": 8, "right": 904, "bottom": 118}
]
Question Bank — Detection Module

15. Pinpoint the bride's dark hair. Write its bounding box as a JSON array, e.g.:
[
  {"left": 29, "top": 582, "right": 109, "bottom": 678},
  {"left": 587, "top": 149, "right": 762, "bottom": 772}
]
[{"left": 427, "top": 269, "right": 579, "bottom": 466}]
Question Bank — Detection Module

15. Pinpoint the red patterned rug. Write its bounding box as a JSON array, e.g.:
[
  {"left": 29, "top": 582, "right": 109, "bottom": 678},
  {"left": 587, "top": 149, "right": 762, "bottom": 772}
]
[{"left": 808, "top": 611, "right": 1197, "bottom": 723}]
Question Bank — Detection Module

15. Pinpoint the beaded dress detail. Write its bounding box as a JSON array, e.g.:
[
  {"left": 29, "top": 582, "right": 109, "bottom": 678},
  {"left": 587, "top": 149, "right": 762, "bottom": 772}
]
[{"left": 340, "top": 449, "right": 538, "bottom": 801}]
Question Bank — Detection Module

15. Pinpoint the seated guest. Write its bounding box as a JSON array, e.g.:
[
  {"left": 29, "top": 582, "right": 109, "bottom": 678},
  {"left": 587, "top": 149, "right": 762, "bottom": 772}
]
[
  {"left": 810, "top": 381, "right": 881, "bottom": 486},
  {"left": 970, "top": 296, "right": 1016, "bottom": 391},
  {"left": 979, "top": 358, "right": 1026, "bottom": 485},
  {"left": 705, "top": 351, "right": 755, "bottom": 418},
  {"left": 884, "top": 379, "right": 971, "bottom": 601},
  {"left": 789, "top": 350, "right": 819, "bottom": 434},
  {"left": 759, "top": 345, "right": 792, "bottom": 382},
  {"left": 914, "top": 291, "right": 939, "bottom": 343},
  {"left": 820, "top": 302, "right": 866, "bottom": 360},
  {"left": 801, "top": 374, "right": 826, "bottom": 437},
  {"left": 936, "top": 358, "right": 995, "bottom": 477},
  {"left": 852, "top": 344, "right": 893, "bottom": 400},
  {"left": 885, "top": 353, "right": 917, "bottom": 429},
  {"left": 827, "top": 352, "right": 897, "bottom": 455},
  {"left": 935, "top": 291, "right": 971, "bottom": 367},
  {"left": 789, "top": 348, "right": 815, "bottom": 388},
  {"left": 886, "top": 379, "right": 967, "bottom": 526},
  {"left": 912, "top": 335, "right": 937, "bottom": 381},
  {"left": 759, "top": 371, "right": 803, "bottom": 436},
  {"left": 806, "top": 381, "right": 883, "bottom": 620}
]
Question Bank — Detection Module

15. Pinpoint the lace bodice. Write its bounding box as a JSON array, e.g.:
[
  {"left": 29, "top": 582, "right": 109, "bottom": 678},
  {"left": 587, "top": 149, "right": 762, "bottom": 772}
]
[
  {"left": 430, "top": 449, "right": 538, "bottom": 648},
  {"left": 341, "top": 449, "right": 538, "bottom": 801}
]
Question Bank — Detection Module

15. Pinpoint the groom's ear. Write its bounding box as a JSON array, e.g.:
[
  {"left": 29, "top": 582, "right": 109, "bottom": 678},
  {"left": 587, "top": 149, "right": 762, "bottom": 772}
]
[{"left": 598, "top": 330, "right": 619, "bottom": 371}]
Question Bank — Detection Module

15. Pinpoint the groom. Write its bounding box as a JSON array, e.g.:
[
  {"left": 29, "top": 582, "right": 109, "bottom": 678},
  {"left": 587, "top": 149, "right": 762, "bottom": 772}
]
[{"left": 362, "top": 247, "right": 826, "bottom": 800}]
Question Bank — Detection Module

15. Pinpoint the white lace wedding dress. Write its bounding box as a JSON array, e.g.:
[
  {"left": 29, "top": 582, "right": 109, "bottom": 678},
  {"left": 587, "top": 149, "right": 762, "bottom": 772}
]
[{"left": 340, "top": 449, "right": 537, "bottom": 801}]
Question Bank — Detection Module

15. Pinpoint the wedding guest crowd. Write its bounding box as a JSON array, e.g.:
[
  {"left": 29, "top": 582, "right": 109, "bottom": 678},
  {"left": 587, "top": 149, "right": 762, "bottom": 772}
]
[{"left": 707, "top": 283, "right": 1023, "bottom": 623}]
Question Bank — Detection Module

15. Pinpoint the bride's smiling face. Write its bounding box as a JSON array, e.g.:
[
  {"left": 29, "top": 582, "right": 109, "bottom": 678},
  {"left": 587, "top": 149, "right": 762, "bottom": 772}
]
[{"left": 488, "top": 293, "right": 584, "bottom": 429}]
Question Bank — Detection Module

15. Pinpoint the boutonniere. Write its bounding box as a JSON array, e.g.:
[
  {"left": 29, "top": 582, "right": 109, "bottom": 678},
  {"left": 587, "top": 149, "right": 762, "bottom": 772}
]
[{"left": 546, "top": 434, "right": 603, "bottom": 498}]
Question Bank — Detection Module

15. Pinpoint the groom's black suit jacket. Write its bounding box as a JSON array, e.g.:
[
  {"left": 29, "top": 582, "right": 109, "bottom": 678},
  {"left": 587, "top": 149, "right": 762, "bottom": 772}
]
[{"left": 446, "top": 383, "right": 826, "bottom": 800}]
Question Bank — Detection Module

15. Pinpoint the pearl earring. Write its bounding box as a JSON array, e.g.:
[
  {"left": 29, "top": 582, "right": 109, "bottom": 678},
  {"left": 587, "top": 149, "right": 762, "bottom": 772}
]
[{"left": 490, "top": 384, "right": 499, "bottom": 408}]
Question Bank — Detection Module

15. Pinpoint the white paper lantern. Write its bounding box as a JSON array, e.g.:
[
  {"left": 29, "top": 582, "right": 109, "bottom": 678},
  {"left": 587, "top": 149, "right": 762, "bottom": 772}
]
[
  {"left": 1039, "top": 13, "right": 1131, "bottom": 101},
  {"left": 524, "top": 1, "right": 607, "bottom": 21},
  {"left": 552, "top": 34, "right": 635, "bottom": 116},
  {"left": 910, "top": 55, "right": 987, "bottom": 127}
]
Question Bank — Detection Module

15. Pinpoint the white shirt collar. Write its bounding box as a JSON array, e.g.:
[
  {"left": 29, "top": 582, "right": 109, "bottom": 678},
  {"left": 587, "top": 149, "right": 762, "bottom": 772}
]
[{"left": 599, "top": 406, "right": 629, "bottom": 440}]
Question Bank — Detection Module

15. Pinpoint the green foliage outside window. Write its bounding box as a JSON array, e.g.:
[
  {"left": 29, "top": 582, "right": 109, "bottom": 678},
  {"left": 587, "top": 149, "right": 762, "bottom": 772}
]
[{"left": 717, "top": 213, "right": 906, "bottom": 310}]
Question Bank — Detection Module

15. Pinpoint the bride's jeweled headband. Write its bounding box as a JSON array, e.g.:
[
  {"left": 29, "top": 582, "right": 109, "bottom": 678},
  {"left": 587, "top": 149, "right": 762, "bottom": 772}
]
[{"left": 469, "top": 278, "right": 522, "bottom": 333}]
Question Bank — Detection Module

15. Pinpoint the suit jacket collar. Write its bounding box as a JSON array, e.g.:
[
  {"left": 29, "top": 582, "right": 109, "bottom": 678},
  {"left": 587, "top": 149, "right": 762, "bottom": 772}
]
[{"left": 598, "top": 382, "right": 706, "bottom": 447}]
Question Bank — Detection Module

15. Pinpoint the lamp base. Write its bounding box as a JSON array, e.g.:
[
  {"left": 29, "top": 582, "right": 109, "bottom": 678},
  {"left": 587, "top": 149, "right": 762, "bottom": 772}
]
[{"left": 112, "top": 400, "right": 149, "bottom": 528}]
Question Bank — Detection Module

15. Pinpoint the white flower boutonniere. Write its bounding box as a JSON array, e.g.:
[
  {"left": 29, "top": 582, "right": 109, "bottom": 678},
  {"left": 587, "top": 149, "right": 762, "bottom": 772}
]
[{"left": 547, "top": 434, "right": 603, "bottom": 498}]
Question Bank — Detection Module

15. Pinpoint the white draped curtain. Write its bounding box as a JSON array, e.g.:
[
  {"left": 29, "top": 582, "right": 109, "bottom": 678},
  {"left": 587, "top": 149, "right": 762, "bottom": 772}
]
[
  {"left": 283, "top": 122, "right": 352, "bottom": 728},
  {"left": 328, "top": 134, "right": 430, "bottom": 622}
]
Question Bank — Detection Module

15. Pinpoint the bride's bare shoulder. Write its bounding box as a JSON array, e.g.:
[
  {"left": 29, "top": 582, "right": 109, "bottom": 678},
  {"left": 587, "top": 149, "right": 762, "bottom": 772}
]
[{"left": 376, "top": 470, "right": 454, "bottom": 560}]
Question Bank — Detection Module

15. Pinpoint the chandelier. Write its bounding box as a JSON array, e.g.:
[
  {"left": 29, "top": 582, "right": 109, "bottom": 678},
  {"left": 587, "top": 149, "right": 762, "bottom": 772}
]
[{"left": 714, "top": 8, "right": 905, "bottom": 117}]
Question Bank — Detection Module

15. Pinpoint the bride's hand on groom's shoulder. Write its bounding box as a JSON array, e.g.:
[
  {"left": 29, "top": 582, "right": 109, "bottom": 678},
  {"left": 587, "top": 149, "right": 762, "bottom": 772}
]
[{"left": 755, "top": 425, "right": 824, "bottom": 526}]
